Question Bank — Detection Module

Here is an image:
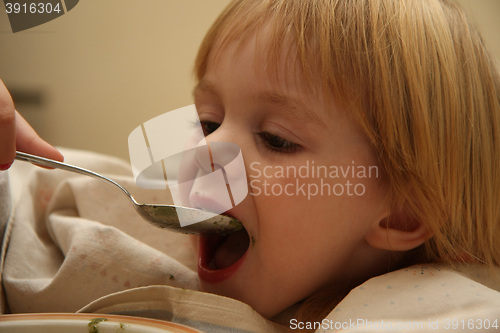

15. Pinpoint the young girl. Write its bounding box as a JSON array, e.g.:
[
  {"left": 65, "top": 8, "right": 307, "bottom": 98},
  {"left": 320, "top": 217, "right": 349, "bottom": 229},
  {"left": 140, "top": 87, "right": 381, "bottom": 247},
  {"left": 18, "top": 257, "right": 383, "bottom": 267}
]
[
  {"left": 2, "top": 0, "right": 499, "bottom": 331},
  {"left": 191, "top": 0, "right": 500, "bottom": 324}
]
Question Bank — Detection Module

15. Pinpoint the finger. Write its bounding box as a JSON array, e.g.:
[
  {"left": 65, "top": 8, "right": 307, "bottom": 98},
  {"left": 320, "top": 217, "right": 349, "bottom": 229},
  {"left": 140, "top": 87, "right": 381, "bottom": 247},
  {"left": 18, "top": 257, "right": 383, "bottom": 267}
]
[
  {"left": 0, "top": 79, "right": 16, "bottom": 169},
  {"left": 15, "top": 111, "right": 64, "bottom": 163}
]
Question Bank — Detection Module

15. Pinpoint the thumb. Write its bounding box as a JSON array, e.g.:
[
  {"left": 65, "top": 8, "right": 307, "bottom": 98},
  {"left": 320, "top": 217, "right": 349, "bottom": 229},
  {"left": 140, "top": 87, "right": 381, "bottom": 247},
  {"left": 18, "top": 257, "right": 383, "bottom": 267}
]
[
  {"left": 15, "top": 110, "right": 64, "bottom": 163},
  {"left": 0, "top": 81, "right": 16, "bottom": 169}
]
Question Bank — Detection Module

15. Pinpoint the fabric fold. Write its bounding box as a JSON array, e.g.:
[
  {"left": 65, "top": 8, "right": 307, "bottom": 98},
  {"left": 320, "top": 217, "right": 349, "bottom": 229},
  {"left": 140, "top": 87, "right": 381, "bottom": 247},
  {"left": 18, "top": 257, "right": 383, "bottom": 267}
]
[
  {"left": 3, "top": 149, "right": 198, "bottom": 313},
  {"left": 78, "top": 285, "right": 289, "bottom": 333}
]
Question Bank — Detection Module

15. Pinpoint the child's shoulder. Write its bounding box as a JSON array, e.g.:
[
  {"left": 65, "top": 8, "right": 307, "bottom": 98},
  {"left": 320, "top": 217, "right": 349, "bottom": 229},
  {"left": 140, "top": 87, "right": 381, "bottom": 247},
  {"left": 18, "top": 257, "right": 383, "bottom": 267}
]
[{"left": 321, "top": 264, "right": 500, "bottom": 332}]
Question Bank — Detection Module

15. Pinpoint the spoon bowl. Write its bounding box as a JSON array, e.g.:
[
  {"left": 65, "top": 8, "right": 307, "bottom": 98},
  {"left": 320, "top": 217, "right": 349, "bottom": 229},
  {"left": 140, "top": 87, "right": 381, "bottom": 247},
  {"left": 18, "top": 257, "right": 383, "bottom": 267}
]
[{"left": 15, "top": 151, "right": 243, "bottom": 235}]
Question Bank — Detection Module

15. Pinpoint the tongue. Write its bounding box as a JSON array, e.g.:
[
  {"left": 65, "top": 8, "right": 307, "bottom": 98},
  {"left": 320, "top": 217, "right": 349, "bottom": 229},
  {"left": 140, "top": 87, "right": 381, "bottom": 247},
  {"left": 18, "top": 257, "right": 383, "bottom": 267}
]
[{"left": 213, "top": 229, "right": 249, "bottom": 269}]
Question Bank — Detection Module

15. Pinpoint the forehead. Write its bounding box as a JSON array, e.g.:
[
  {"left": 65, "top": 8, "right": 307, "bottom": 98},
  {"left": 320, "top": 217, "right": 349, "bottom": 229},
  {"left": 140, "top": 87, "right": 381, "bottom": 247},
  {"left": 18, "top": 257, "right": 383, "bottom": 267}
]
[
  {"left": 205, "top": 25, "right": 324, "bottom": 106},
  {"left": 194, "top": 0, "right": 361, "bottom": 120},
  {"left": 194, "top": 34, "right": 342, "bottom": 135}
]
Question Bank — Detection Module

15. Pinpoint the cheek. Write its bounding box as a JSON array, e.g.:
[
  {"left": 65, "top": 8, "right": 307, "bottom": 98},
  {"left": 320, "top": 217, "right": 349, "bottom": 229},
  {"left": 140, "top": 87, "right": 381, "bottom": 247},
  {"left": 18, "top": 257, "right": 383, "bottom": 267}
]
[
  {"left": 247, "top": 157, "right": 387, "bottom": 249},
  {"left": 249, "top": 193, "right": 365, "bottom": 300},
  {"left": 250, "top": 170, "right": 386, "bottom": 249}
]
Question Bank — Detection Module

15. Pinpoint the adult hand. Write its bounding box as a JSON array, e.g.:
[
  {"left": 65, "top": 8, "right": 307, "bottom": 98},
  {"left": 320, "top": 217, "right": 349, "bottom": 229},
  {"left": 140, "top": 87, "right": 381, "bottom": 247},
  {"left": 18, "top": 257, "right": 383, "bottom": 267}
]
[{"left": 0, "top": 79, "right": 63, "bottom": 170}]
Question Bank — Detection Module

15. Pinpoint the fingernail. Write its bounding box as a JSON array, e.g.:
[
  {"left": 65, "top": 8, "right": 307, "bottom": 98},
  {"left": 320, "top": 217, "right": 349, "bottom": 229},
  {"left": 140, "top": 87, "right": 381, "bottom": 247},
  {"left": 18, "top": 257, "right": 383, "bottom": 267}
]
[{"left": 0, "top": 162, "right": 12, "bottom": 171}]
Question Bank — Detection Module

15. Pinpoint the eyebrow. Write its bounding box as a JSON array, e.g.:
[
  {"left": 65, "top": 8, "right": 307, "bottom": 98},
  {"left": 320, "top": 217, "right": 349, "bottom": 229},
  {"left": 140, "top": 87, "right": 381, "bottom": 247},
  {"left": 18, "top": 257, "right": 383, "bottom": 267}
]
[
  {"left": 192, "top": 80, "right": 218, "bottom": 99},
  {"left": 193, "top": 79, "right": 327, "bottom": 130},
  {"left": 258, "top": 90, "right": 326, "bottom": 129}
]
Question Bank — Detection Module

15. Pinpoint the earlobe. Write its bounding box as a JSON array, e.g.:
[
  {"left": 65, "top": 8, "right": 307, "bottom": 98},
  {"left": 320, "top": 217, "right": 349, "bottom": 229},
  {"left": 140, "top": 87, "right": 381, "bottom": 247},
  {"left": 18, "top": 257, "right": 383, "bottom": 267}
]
[{"left": 365, "top": 214, "right": 432, "bottom": 252}]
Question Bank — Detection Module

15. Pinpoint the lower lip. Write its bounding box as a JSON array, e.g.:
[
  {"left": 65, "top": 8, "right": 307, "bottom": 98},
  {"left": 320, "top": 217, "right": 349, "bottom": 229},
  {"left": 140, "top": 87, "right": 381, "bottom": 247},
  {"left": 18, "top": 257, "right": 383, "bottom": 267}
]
[{"left": 197, "top": 236, "right": 248, "bottom": 283}]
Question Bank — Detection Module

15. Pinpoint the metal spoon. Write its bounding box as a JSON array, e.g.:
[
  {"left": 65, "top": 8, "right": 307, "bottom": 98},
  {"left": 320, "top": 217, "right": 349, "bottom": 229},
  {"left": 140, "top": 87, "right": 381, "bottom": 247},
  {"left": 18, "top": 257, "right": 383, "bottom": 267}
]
[{"left": 15, "top": 151, "right": 242, "bottom": 235}]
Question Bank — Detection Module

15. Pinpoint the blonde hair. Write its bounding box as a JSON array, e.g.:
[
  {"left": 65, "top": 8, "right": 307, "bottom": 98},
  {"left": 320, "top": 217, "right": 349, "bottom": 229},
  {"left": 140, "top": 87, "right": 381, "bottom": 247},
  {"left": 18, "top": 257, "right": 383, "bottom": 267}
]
[{"left": 194, "top": 0, "right": 500, "bottom": 321}]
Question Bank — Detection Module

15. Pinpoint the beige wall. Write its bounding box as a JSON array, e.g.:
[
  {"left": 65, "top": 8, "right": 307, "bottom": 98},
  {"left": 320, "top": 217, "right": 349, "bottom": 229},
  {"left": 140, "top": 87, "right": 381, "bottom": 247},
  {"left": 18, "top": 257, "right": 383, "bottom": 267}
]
[
  {"left": 0, "top": 0, "right": 498, "bottom": 161},
  {"left": 456, "top": 0, "right": 500, "bottom": 66},
  {"left": 0, "top": 0, "right": 231, "bottom": 160}
]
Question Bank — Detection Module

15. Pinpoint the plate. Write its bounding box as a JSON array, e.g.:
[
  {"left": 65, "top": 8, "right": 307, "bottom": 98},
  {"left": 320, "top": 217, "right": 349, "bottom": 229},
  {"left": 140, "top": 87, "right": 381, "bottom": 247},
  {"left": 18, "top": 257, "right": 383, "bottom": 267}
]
[{"left": 0, "top": 313, "right": 203, "bottom": 333}]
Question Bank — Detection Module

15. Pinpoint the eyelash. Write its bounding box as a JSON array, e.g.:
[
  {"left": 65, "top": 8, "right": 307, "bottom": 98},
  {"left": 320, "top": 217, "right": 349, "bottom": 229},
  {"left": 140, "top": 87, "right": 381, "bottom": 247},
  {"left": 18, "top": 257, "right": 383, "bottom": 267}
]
[
  {"left": 199, "top": 120, "right": 302, "bottom": 154},
  {"left": 199, "top": 120, "right": 220, "bottom": 136},
  {"left": 257, "top": 132, "right": 302, "bottom": 153}
]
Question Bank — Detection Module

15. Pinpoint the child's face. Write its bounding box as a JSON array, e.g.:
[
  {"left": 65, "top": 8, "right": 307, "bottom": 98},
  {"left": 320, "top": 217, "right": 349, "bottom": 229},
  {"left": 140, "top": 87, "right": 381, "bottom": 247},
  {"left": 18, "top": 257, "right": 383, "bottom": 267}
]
[{"left": 193, "top": 34, "right": 390, "bottom": 317}]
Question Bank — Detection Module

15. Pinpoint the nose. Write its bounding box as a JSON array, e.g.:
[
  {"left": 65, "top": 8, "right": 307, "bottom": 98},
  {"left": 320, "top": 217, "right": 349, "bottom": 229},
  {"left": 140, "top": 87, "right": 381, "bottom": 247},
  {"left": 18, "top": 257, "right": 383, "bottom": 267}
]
[
  {"left": 187, "top": 142, "right": 247, "bottom": 211},
  {"left": 184, "top": 121, "right": 248, "bottom": 214}
]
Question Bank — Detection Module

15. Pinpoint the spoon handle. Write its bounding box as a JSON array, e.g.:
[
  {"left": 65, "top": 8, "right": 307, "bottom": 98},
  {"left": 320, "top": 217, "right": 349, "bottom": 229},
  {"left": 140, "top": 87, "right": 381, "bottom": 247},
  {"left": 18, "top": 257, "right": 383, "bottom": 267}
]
[
  {"left": 15, "top": 151, "right": 137, "bottom": 204},
  {"left": 16, "top": 151, "right": 81, "bottom": 171}
]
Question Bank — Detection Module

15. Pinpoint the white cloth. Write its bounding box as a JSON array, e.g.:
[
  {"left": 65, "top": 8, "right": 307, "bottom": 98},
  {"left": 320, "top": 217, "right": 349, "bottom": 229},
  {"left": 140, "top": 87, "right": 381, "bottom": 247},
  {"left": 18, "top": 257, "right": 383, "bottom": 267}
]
[
  {"left": 319, "top": 264, "right": 500, "bottom": 332},
  {"left": 0, "top": 171, "right": 11, "bottom": 314},
  {"left": 1, "top": 148, "right": 499, "bottom": 332},
  {"left": 0, "top": 148, "right": 286, "bottom": 332}
]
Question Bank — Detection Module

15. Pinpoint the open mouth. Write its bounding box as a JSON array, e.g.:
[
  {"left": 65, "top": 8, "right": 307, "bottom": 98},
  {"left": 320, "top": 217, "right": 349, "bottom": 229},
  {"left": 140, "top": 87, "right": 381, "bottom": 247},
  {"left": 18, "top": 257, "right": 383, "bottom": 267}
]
[{"left": 198, "top": 217, "right": 250, "bottom": 283}]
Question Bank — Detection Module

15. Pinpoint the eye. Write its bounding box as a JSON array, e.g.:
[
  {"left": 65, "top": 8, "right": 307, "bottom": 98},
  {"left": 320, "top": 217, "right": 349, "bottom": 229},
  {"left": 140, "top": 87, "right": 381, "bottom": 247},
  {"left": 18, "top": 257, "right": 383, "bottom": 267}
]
[
  {"left": 258, "top": 132, "right": 302, "bottom": 153},
  {"left": 200, "top": 121, "right": 220, "bottom": 137}
]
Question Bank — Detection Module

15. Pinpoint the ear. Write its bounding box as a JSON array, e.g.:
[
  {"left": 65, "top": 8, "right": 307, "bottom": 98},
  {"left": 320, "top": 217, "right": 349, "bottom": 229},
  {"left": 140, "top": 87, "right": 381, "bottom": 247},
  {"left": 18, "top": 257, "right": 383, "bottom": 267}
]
[{"left": 365, "top": 211, "right": 431, "bottom": 251}]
